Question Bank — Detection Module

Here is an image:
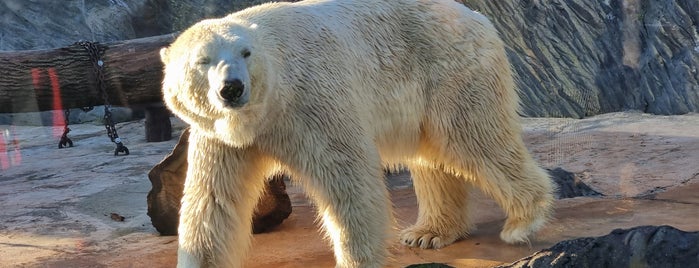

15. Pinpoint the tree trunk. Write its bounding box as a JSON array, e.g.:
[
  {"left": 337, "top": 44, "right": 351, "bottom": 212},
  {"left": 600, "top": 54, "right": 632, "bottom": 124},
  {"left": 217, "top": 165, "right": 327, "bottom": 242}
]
[{"left": 0, "top": 33, "right": 177, "bottom": 114}]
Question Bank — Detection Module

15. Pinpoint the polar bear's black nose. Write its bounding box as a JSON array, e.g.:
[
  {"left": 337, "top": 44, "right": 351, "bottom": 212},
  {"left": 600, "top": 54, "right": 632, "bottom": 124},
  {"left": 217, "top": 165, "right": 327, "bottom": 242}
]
[{"left": 219, "top": 79, "right": 245, "bottom": 102}]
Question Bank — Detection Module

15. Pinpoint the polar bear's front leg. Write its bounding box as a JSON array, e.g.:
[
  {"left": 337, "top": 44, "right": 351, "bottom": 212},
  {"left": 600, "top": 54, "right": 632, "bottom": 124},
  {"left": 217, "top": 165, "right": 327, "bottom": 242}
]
[
  {"left": 177, "top": 130, "right": 269, "bottom": 268},
  {"left": 297, "top": 144, "right": 391, "bottom": 268}
]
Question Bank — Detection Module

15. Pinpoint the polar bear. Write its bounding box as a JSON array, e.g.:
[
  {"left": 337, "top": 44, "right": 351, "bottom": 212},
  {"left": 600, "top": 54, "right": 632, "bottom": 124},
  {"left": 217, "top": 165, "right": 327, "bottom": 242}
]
[{"left": 159, "top": 0, "right": 555, "bottom": 267}]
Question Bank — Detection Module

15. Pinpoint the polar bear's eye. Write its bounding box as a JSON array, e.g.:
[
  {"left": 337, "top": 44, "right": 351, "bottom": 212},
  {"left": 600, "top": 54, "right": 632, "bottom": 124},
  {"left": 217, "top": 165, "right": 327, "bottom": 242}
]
[
  {"left": 242, "top": 49, "right": 251, "bottom": 58},
  {"left": 196, "top": 57, "right": 211, "bottom": 65}
]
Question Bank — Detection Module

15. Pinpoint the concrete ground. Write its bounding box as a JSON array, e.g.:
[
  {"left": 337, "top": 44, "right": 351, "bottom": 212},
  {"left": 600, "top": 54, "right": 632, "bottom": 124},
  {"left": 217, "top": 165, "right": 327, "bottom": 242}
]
[{"left": 1, "top": 112, "right": 698, "bottom": 267}]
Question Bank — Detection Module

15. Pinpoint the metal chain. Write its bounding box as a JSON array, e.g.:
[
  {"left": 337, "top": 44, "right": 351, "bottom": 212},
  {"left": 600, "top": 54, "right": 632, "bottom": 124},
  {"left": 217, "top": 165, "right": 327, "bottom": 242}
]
[
  {"left": 58, "top": 109, "right": 73, "bottom": 148},
  {"left": 64, "top": 109, "right": 71, "bottom": 132},
  {"left": 76, "top": 41, "right": 129, "bottom": 156}
]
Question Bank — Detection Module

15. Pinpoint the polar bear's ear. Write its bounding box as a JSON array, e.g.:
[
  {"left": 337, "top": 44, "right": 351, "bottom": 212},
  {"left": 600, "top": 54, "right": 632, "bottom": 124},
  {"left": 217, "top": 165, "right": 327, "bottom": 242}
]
[{"left": 159, "top": 47, "right": 170, "bottom": 64}]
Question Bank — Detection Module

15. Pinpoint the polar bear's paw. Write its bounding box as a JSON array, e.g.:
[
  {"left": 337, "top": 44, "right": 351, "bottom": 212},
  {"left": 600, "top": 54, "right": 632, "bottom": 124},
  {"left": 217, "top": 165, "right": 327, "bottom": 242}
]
[
  {"left": 399, "top": 226, "right": 463, "bottom": 249},
  {"left": 499, "top": 215, "right": 547, "bottom": 245}
]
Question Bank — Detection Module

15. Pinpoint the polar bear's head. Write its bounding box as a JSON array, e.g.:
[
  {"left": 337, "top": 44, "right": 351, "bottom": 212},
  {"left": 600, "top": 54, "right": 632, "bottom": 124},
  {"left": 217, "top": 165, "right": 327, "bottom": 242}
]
[{"left": 160, "top": 18, "right": 266, "bottom": 146}]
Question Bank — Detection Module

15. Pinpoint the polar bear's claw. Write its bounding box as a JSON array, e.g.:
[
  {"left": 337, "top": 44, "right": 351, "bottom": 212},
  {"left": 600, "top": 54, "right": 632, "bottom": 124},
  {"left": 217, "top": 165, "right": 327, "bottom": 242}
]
[{"left": 399, "top": 226, "right": 463, "bottom": 249}]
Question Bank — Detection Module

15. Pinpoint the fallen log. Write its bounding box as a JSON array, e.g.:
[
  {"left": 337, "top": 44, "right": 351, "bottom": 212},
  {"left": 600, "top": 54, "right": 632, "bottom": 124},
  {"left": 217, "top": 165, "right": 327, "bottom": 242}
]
[{"left": 0, "top": 33, "right": 178, "bottom": 114}]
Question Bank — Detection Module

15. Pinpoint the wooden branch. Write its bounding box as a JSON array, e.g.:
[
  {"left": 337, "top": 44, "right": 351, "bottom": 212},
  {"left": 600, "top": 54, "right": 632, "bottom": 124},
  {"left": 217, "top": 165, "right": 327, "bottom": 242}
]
[{"left": 0, "top": 33, "right": 178, "bottom": 114}]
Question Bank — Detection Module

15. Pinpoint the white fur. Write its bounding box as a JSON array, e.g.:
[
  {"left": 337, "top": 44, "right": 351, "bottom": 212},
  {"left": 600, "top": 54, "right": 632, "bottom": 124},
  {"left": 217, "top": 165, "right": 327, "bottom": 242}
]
[{"left": 160, "top": 0, "right": 555, "bottom": 267}]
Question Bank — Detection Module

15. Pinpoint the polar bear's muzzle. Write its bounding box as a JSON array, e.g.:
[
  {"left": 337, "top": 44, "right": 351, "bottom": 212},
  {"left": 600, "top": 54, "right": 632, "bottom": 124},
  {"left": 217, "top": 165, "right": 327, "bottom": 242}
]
[
  {"left": 207, "top": 60, "right": 250, "bottom": 109},
  {"left": 219, "top": 79, "right": 245, "bottom": 104}
]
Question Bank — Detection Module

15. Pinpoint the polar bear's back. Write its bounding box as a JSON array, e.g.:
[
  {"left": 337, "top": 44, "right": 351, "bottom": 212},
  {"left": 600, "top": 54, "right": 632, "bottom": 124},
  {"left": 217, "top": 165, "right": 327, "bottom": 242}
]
[
  {"left": 234, "top": 0, "right": 504, "bottom": 92},
  {"left": 230, "top": 0, "right": 516, "bottom": 155},
  {"left": 246, "top": 3, "right": 503, "bottom": 85}
]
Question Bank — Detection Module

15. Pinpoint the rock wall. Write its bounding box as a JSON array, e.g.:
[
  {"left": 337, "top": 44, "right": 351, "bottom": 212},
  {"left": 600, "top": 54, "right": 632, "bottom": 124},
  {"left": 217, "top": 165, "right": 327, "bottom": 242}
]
[
  {"left": 464, "top": 0, "right": 699, "bottom": 117},
  {"left": 0, "top": 0, "right": 269, "bottom": 51},
  {"left": 1, "top": 0, "right": 161, "bottom": 50},
  {"left": 1, "top": 0, "right": 697, "bottom": 118}
]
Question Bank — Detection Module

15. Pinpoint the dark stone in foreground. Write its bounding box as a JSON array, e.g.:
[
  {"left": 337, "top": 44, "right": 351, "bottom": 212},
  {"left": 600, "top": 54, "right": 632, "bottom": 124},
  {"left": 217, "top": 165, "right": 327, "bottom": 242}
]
[
  {"left": 147, "top": 128, "right": 292, "bottom": 235},
  {"left": 147, "top": 128, "right": 190, "bottom": 235},
  {"left": 499, "top": 225, "right": 699, "bottom": 268},
  {"left": 548, "top": 167, "right": 603, "bottom": 199},
  {"left": 405, "top": 263, "right": 454, "bottom": 268},
  {"left": 252, "top": 175, "right": 293, "bottom": 234}
]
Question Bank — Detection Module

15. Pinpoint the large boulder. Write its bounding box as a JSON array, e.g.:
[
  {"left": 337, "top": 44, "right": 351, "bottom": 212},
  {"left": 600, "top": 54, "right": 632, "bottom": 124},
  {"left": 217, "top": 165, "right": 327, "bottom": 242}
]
[{"left": 147, "top": 128, "right": 292, "bottom": 235}]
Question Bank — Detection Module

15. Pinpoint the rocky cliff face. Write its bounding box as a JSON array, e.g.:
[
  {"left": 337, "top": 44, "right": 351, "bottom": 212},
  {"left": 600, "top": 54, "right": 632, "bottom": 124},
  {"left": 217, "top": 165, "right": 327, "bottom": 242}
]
[
  {"left": 1, "top": 0, "right": 697, "bottom": 118},
  {"left": 464, "top": 0, "right": 699, "bottom": 117},
  {"left": 1, "top": 0, "right": 162, "bottom": 50},
  {"left": 0, "top": 0, "right": 267, "bottom": 51}
]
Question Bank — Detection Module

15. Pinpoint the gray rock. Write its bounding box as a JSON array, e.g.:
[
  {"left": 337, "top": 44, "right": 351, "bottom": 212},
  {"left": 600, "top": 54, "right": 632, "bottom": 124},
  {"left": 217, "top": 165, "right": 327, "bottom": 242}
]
[
  {"left": 77, "top": 106, "right": 133, "bottom": 125},
  {"left": 0, "top": 0, "right": 287, "bottom": 52},
  {"left": 464, "top": 0, "right": 699, "bottom": 118},
  {"left": 0, "top": 111, "right": 57, "bottom": 126},
  {"left": 166, "top": 0, "right": 276, "bottom": 32},
  {"left": 548, "top": 167, "right": 602, "bottom": 199},
  {"left": 499, "top": 225, "right": 699, "bottom": 268},
  {"left": 0, "top": 0, "right": 159, "bottom": 51},
  {"left": 0, "top": 107, "right": 133, "bottom": 126}
]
